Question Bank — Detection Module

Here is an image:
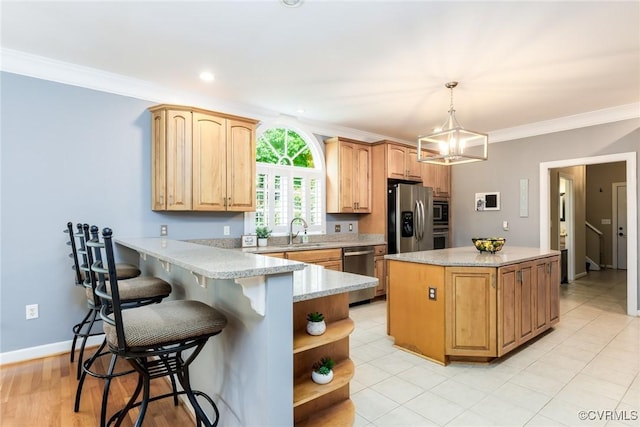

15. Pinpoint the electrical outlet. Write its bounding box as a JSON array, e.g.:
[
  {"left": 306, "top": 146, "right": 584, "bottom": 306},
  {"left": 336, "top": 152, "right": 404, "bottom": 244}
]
[
  {"left": 428, "top": 287, "right": 437, "bottom": 301},
  {"left": 26, "top": 304, "right": 38, "bottom": 320},
  {"left": 223, "top": 226, "right": 230, "bottom": 236},
  {"left": 334, "top": 224, "right": 341, "bottom": 232},
  {"left": 160, "top": 224, "right": 168, "bottom": 236}
]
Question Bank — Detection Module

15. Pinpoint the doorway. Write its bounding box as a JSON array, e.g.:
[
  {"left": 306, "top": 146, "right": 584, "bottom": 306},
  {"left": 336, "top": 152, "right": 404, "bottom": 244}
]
[
  {"left": 539, "top": 152, "right": 637, "bottom": 316},
  {"left": 613, "top": 182, "right": 628, "bottom": 270},
  {"left": 559, "top": 174, "right": 575, "bottom": 281}
]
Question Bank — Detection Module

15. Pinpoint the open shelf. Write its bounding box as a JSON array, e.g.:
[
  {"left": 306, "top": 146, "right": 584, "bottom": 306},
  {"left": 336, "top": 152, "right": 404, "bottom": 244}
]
[
  {"left": 294, "top": 318, "right": 354, "bottom": 354},
  {"left": 293, "top": 359, "right": 354, "bottom": 408},
  {"left": 295, "top": 399, "right": 355, "bottom": 427}
]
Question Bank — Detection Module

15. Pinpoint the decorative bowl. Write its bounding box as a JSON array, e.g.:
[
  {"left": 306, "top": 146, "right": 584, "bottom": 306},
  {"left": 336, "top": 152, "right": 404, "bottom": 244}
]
[{"left": 472, "top": 238, "right": 506, "bottom": 254}]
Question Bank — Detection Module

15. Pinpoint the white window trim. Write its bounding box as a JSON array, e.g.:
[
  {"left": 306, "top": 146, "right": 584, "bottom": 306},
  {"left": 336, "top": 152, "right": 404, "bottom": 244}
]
[{"left": 244, "top": 120, "right": 326, "bottom": 236}]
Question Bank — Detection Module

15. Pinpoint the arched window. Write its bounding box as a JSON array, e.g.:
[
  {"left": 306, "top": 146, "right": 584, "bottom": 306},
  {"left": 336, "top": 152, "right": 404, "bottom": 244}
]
[{"left": 247, "top": 124, "right": 325, "bottom": 236}]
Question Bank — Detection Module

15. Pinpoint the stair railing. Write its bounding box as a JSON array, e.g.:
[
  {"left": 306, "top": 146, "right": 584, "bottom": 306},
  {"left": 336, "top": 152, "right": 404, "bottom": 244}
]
[{"left": 585, "top": 221, "right": 605, "bottom": 269}]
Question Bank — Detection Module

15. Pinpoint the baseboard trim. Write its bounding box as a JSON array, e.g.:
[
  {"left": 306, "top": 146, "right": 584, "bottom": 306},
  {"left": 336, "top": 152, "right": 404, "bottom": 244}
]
[{"left": 0, "top": 336, "right": 103, "bottom": 366}]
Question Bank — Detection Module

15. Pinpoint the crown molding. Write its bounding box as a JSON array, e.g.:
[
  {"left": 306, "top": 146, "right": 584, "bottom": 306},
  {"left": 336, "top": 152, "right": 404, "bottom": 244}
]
[
  {"left": 489, "top": 103, "right": 640, "bottom": 143},
  {"left": 3, "top": 48, "right": 637, "bottom": 144}
]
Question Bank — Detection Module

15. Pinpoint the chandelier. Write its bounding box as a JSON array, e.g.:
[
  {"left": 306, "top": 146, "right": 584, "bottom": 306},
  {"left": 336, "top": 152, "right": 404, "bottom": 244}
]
[{"left": 417, "top": 82, "right": 488, "bottom": 165}]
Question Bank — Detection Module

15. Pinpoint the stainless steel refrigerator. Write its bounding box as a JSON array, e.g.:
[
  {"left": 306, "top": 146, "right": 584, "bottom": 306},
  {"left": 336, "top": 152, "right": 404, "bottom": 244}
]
[{"left": 387, "top": 183, "right": 434, "bottom": 254}]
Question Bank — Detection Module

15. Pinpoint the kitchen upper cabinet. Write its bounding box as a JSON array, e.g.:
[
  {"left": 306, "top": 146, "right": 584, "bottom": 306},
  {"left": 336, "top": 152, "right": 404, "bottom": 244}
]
[
  {"left": 325, "top": 137, "right": 371, "bottom": 213},
  {"left": 421, "top": 160, "right": 451, "bottom": 198},
  {"left": 386, "top": 143, "right": 422, "bottom": 181},
  {"left": 149, "top": 105, "right": 258, "bottom": 212}
]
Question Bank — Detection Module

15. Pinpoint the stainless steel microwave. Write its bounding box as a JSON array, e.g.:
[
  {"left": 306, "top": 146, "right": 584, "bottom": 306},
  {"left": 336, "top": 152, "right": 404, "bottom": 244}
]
[{"left": 433, "top": 200, "right": 449, "bottom": 226}]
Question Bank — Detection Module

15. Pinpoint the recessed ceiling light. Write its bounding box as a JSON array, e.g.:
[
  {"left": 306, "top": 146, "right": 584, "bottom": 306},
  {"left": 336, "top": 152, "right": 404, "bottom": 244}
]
[
  {"left": 281, "top": 0, "right": 302, "bottom": 7},
  {"left": 199, "top": 71, "right": 215, "bottom": 82},
  {"left": 297, "top": 108, "right": 306, "bottom": 114}
]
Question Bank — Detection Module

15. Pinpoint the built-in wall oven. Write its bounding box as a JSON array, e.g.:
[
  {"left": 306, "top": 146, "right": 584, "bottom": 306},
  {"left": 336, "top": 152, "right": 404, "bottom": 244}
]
[
  {"left": 433, "top": 199, "right": 449, "bottom": 249},
  {"left": 433, "top": 229, "right": 449, "bottom": 249}
]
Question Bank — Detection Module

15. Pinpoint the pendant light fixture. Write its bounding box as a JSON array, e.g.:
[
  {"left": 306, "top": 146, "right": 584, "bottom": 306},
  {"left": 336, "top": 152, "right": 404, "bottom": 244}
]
[{"left": 417, "top": 82, "right": 488, "bottom": 165}]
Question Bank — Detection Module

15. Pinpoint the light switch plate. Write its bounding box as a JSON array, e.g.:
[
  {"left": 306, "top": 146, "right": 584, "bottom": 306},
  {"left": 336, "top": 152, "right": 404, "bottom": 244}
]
[{"left": 519, "top": 179, "right": 529, "bottom": 217}]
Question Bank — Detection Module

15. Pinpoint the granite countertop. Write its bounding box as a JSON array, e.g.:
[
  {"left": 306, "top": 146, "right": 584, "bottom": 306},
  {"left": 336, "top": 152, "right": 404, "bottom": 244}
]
[
  {"left": 241, "top": 239, "right": 386, "bottom": 254},
  {"left": 116, "top": 237, "right": 305, "bottom": 279},
  {"left": 385, "top": 246, "right": 560, "bottom": 267},
  {"left": 292, "top": 264, "right": 378, "bottom": 302}
]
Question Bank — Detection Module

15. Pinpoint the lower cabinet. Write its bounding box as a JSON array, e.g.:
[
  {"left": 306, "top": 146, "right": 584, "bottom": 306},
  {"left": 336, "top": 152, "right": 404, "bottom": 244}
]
[
  {"left": 374, "top": 244, "right": 387, "bottom": 297},
  {"left": 445, "top": 267, "right": 497, "bottom": 357},
  {"left": 389, "top": 255, "right": 560, "bottom": 363},
  {"left": 286, "top": 249, "right": 343, "bottom": 271},
  {"left": 293, "top": 293, "right": 355, "bottom": 426}
]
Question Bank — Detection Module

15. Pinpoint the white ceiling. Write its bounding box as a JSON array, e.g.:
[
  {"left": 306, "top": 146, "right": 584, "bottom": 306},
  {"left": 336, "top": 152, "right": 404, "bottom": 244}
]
[{"left": 2, "top": 1, "right": 639, "bottom": 143}]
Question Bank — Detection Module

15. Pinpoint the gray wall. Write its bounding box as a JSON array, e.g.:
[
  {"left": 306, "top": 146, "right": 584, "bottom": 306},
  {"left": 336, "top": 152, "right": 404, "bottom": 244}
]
[
  {"left": 0, "top": 72, "right": 360, "bottom": 353},
  {"left": 451, "top": 119, "right": 639, "bottom": 302}
]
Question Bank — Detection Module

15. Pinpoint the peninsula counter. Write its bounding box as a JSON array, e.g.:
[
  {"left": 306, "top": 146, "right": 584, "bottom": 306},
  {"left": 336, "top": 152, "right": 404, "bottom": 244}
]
[
  {"left": 385, "top": 246, "right": 560, "bottom": 365},
  {"left": 115, "top": 237, "right": 377, "bottom": 426}
]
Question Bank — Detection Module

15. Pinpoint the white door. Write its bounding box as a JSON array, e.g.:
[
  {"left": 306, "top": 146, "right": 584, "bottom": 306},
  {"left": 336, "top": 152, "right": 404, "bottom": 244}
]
[{"left": 614, "top": 183, "right": 627, "bottom": 269}]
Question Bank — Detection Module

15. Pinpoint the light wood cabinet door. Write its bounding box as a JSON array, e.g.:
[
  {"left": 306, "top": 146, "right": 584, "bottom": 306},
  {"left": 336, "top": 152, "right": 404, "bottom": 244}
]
[
  {"left": 445, "top": 267, "right": 496, "bottom": 357},
  {"left": 354, "top": 144, "right": 371, "bottom": 212},
  {"left": 192, "top": 112, "right": 226, "bottom": 211},
  {"left": 498, "top": 262, "right": 534, "bottom": 356},
  {"left": 549, "top": 256, "right": 560, "bottom": 325},
  {"left": 422, "top": 162, "right": 451, "bottom": 197},
  {"left": 387, "top": 144, "right": 407, "bottom": 179},
  {"left": 374, "top": 256, "right": 386, "bottom": 296},
  {"left": 151, "top": 109, "right": 167, "bottom": 210},
  {"left": 532, "top": 259, "right": 549, "bottom": 335},
  {"left": 406, "top": 147, "right": 422, "bottom": 181},
  {"left": 325, "top": 138, "right": 371, "bottom": 213},
  {"left": 165, "top": 109, "right": 192, "bottom": 210},
  {"left": 226, "top": 119, "right": 256, "bottom": 211}
]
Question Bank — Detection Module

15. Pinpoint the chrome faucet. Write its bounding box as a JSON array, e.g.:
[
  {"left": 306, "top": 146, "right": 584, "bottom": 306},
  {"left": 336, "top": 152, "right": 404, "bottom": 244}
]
[{"left": 289, "top": 217, "right": 308, "bottom": 245}]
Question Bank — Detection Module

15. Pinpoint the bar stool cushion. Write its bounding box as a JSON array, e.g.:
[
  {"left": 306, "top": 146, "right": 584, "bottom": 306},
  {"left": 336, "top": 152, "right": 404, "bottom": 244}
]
[
  {"left": 85, "top": 276, "right": 171, "bottom": 303},
  {"left": 113, "top": 263, "right": 141, "bottom": 280},
  {"left": 103, "top": 300, "right": 227, "bottom": 349}
]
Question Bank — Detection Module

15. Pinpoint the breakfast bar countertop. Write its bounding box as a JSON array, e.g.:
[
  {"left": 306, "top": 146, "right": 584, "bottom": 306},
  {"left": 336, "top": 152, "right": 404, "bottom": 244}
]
[
  {"left": 385, "top": 246, "right": 560, "bottom": 267},
  {"left": 292, "top": 263, "right": 378, "bottom": 302},
  {"left": 115, "top": 237, "right": 305, "bottom": 279}
]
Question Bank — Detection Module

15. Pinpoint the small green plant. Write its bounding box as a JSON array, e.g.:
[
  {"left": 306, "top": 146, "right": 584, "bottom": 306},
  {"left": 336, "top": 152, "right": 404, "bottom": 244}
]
[
  {"left": 312, "top": 357, "right": 335, "bottom": 375},
  {"left": 255, "top": 226, "right": 272, "bottom": 239},
  {"left": 307, "top": 311, "right": 324, "bottom": 322}
]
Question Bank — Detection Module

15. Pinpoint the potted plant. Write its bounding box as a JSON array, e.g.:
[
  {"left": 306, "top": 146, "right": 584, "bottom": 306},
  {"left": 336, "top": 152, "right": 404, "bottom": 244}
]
[
  {"left": 255, "top": 227, "right": 272, "bottom": 247},
  {"left": 311, "top": 357, "right": 335, "bottom": 385},
  {"left": 306, "top": 311, "right": 326, "bottom": 336}
]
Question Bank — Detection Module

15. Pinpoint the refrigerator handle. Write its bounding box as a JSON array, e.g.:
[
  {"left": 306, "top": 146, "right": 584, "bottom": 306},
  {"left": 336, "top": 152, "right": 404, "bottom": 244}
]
[
  {"left": 416, "top": 200, "right": 423, "bottom": 241},
  {"left": 419, "top": 200, "right": 425, "bottom": 241},
  {"left": 413, "top": 200, "right": 420, "bottom": 242}
]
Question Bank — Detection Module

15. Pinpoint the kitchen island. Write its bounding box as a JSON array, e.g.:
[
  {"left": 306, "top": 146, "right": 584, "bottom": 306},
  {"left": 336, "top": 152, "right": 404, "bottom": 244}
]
[
  {"left": 385, "top": 246, "right": 560, "bottom": 365},
  {"left": 115, "top": 237, "right": 377, "bottom": 426}
]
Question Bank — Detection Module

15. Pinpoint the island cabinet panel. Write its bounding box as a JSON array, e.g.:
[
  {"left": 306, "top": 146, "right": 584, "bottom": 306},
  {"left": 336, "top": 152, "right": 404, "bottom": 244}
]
[
  {"left": 373, "top": 245, "right": 387, "bottom": 297},
  {"left": 293, "top": 293, "right": 355, "bottom": 426},
  {"left": 533, "top": 256, "right": 561, "bottom": 333},
  {"left": 497, "top": 261, "right": 534, "bottom": 356},
  {"left": 149, "top": 104, "right": 258, "bottom": 212},
  {"left": 388, "top": 261, "right": 446, "bottom": 364},
  {"left": 549, "top": 256, "right": 560, "bottom": 325},
  {"left": 445, "top": 267, "right": 497, "bottom": 357}
]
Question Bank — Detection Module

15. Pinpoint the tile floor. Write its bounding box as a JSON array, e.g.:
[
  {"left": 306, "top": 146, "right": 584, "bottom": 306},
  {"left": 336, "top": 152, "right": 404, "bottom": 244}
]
[{"left": 348, "top": 269, "right": 639, "bottom": 426}]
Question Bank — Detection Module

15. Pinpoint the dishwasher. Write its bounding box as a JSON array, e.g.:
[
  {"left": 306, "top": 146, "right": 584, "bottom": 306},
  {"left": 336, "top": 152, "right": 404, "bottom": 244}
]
[{"left": 342, "top": 246, "right": 376, "bottom": 305}]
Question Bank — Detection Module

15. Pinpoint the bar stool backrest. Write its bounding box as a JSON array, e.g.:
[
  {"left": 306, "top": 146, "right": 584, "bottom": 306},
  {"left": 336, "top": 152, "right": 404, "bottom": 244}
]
[{"left": 87, "top": 228, "right": 127, "bottom": 354}]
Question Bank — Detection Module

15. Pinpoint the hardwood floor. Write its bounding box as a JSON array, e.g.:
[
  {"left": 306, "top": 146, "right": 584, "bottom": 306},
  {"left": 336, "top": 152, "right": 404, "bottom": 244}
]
[{"left": 0, "top": 349, "right": 195, "bottom": 426}]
